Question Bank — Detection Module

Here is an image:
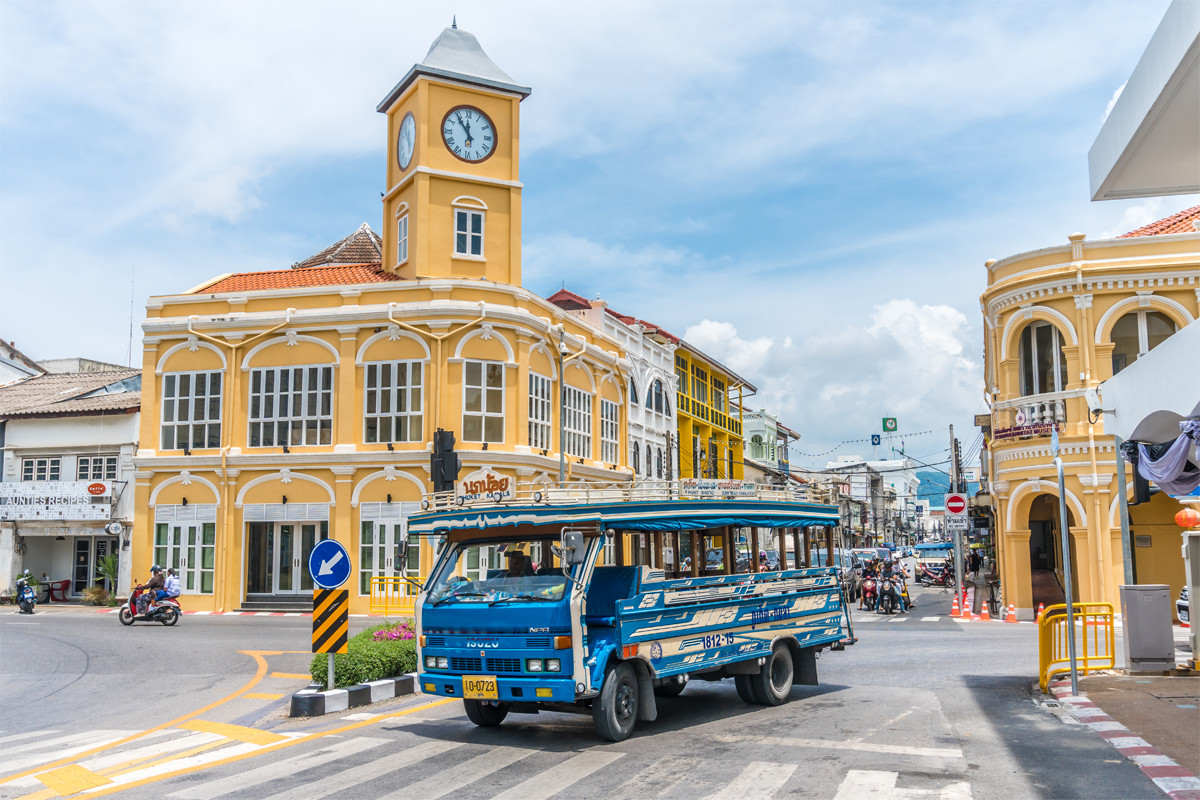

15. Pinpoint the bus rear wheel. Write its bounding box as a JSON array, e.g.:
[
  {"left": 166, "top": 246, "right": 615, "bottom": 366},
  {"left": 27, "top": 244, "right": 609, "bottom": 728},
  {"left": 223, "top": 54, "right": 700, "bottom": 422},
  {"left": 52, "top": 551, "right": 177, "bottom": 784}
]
[{"left": 751, "top": 643, "right": 794, "bottom": 705}]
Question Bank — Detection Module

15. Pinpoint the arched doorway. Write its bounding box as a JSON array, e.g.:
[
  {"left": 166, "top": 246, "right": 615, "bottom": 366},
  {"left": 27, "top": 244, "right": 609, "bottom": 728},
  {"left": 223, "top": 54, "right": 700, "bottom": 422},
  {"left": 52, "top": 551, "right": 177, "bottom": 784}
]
[{"left": 1027, "top": 494, "right": 1076, "bottom": 609}]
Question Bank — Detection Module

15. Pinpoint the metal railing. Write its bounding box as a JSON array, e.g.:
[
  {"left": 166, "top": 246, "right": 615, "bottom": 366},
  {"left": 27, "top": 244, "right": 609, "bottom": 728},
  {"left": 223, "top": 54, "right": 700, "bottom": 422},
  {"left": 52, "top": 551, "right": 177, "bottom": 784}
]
[
  {"left": 1038, "top": 602, "right": 1116, "bottom": 691},
  {"left": 369, "top": 576, "right": 423, "bottom": 616},
  {"left": 993, "top": 399, "right": 1066, "bottom": 442},
  {"left": 418, "top": 479, "right": 824, "bottom": 513}
]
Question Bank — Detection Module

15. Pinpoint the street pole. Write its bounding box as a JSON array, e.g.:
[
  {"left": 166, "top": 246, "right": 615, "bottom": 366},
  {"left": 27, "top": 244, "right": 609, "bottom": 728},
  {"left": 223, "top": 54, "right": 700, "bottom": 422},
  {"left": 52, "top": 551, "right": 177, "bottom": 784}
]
[
  {"left": 951, "top": 425, "right": 964, "bottom": 602},
  {"left": 1114, "top": 435, "right": 1134, "bottom": 585},
  {"left": 1053, "top": 426, "right": 1079, "bottom": 696}
]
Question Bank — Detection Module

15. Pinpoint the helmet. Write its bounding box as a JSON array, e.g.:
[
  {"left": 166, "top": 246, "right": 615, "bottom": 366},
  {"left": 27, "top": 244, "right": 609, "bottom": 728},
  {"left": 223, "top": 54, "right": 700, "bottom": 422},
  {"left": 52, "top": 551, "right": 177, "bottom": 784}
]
[
  {"left": 151, "top": 565, "right": 163, "bottom": 574},
  {"left": 759, "top": 551, "right": 767, "bottom": 558}
]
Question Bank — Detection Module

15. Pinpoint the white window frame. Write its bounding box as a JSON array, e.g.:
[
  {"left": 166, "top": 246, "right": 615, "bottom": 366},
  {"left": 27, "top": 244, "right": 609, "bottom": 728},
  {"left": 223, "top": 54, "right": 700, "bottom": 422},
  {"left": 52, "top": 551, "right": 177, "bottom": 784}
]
[
  {"left": 1111, "top": 309, "right": 1177, "bottom": 375},
  {"left": 363, "top": 360, "right": 424, "bottom": 444},
  {"left": 529, "top": 372, "right": 552, "bottom": 450},
  {"left": 1019, "top": 321, "right": 1066, "bottom": 396},
  {"left": 453, "top": 207, "right": 485, "bottom": 259},
  {"left": 563, "top": 385, "right": 592, "bottom": 459},
  {"left": 248, "top": 364, "right": 334, "bottom": 447},
  {"left": 396, "top": 213, "right": 409, "bottom": 265},
  {"left": 600, "top": 399, "right": 619, "bottom": 464},
  {"left": 161, "top": 370, "right": 223, "bottom": 451},
  {"left": 78, "top": 455, "right": 119, "bottom": 481},
  {"left": 463, "top": 360, "right": 505, "bottom": 443},
  {"left": 22, "top": 457, "right": 61, "bottom": 482}
]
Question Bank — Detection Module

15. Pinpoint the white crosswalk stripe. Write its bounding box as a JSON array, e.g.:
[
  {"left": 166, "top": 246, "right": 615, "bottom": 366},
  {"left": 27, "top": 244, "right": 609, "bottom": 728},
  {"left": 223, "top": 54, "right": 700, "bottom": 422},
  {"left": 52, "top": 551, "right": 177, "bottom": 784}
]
[
  {"left": 255, "top": 740, "right": 462, "bottom": 800},
  {"left": 705, "top": 761, "right": 798, "bottom": 799},
  {"left": 168, "top": 737, "right": 390, "bottom": 799},
  {"left": 2, "top": 730, "right": 131, "bottom": 774},
  {"left": 835, "top": 769, "right": 973, "bottom": 799},
  {"left": 374, "top": 745, "right": 533, "bottom": 800},
  {"left": 488, "top": 750, "right": 624, "bottom": 800},
  {"left": 613, "top": 754, "right": 694, "bottom": 798}
]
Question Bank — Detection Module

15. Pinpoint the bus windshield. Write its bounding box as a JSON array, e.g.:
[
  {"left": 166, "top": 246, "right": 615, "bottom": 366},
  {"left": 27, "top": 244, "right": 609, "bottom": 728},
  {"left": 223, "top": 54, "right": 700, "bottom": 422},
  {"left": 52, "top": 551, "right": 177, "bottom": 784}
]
[{"left": 427, "top": 537, "right": 567, "bottom": 605}]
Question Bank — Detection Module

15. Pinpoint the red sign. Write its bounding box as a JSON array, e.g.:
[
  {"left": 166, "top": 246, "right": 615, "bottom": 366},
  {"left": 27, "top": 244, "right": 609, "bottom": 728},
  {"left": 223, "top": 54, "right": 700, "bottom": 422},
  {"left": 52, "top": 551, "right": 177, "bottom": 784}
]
[
  {"left": 945, "top": 493, "right": 967, "bottom": 514},
  {"left": 87, "top": 483, "right": 107, "bottom": 496}
]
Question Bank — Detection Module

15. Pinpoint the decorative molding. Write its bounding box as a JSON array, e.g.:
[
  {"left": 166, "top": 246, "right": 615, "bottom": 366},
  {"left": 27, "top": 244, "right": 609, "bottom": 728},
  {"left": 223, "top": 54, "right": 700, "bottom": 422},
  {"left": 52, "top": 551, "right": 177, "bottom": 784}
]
[
  {"left": 155, "top": 340, "right": 228, "bottom": 375},
  {"left": 354, "top": 325, "right": 431, "bottom": 364},
  {"left": 234, "top": 470, "right": 336, "bottom": 508},
  {"left": 1073, "top": 293, "right": 1093, "bottom": 310},
  {"left": 148, "top": 472, "right": 221, "bottom": 508},
  {"left": 240, "top": 334, "right": 340, "bottom": 370},
  {"left": 999, "top": 304, "right": 1078, "bottom": 361},
  {"left": 350, "top": 467, "right": 427, "bottom": 507},
  {"left": 1005, "top": 478, "right": 1088, "bottom": 530},
  {"left": 1092, "top": 293, "right": 1195, "bottom": 343}
]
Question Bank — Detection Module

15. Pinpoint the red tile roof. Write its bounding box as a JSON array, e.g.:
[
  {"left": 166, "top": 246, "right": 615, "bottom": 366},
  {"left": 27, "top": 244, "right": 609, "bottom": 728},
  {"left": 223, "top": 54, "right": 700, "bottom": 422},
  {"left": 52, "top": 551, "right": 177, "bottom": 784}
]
[
  {"left": 1118, "top": 205, "right": 1200, "bottom": 238},
  {"left": 546, "top": 289, "right": 681, "bottom": 344},
  {"left": 292, "top": 222, "right": 383, "bottom": 268},
  {"left": 196, "top": 264, "right": 402, "bottom": 294}
]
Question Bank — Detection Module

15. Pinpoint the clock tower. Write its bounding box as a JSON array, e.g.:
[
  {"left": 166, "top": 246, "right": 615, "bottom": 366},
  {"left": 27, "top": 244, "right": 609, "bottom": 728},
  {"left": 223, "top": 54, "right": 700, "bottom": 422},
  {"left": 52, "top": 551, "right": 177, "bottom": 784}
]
[{"left": 377, "top": 25, "right": 531, "bottom": 286}]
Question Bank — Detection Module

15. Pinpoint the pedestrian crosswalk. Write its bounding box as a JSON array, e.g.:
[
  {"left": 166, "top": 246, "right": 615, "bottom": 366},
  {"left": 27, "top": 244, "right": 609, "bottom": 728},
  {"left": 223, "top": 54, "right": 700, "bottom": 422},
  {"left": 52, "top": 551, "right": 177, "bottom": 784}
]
[{"left": 0, "top": 722, "right": 975, "bottom": 800}]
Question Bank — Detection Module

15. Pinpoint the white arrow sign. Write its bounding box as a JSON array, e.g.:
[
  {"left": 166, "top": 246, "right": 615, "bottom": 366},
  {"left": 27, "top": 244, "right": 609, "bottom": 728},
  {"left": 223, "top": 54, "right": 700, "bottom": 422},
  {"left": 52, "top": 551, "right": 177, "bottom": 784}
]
[{"left": 318, "top": 550, "right": 345, "bottom": 576}]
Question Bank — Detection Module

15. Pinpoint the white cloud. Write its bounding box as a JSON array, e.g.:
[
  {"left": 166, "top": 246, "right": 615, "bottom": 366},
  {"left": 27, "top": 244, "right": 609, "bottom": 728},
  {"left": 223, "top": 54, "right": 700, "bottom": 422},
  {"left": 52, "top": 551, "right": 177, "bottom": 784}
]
[{"left": 1098, "top": 198, "right": 1168, "bottom": 239}]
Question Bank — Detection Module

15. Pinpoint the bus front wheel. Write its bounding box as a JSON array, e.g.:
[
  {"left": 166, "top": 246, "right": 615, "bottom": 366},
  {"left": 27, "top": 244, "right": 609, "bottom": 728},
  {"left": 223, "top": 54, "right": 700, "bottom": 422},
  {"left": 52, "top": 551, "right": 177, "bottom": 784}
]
[{"left": 463, "top": 699, "right": 509, "bottom": 727}]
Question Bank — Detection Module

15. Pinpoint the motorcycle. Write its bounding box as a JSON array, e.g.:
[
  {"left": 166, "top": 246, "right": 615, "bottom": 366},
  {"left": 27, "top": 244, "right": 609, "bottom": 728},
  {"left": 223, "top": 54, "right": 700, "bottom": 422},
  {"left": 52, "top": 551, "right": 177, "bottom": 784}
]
[
  {"left": 120, "top": 584, "right": 181, "bottom": 626},
  {"left": 917, "top": 560, "right": 956, "bottom": 589},
  {"left": 16, "top": 578, "right": 37, "bottom": 614},
  {"left": 860, "top": 574, "right": 878, "bottom": 611},
  {"left": 877, "top": 575, "right": 898, "bottom": 614}
]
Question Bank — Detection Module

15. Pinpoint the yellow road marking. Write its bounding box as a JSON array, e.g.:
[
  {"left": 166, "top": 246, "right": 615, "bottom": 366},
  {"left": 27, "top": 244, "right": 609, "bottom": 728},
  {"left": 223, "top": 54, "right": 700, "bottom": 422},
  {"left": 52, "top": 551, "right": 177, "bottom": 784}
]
[
  {"left": 36, "top": 765, "right": 111, "bottom": 794},
  {"left": 243, "top": 693, "right": 284, "bottom": 700},
  {"left": 178, "top": 721, "right": 286, "bottom": 746},
  {"left": 44, "top": 697, "right": 456, "bottom": 800},
  {"left": 0, "top": 650, "right": 306, "bottom": 786},
  {"left": 106, "top": 737, "right": 233, "bottom": 778},
  {"left": 270, "top": 672, "right": 311, "bottom": 680}
]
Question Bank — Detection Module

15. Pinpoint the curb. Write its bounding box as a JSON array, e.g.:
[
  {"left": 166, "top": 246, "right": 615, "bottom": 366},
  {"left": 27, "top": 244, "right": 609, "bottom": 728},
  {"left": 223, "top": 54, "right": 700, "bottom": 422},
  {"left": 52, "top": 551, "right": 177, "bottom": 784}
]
[
  {"left": 290, "top": 674, "right": 416, "bottom": 717},
  {"left": 1047, "top": 680, "right": 1200, "bottom": 800}
]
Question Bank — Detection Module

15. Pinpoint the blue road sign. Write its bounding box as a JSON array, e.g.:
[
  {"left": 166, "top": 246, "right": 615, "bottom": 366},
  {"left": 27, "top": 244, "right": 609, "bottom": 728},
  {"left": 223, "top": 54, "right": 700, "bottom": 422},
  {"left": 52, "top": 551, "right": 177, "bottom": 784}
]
[
  {"left": 871, "top": 434, "right": 881, "bottom": 446},
  {"left": 309, "top": 539, "right": 351, "bottom": 590}
]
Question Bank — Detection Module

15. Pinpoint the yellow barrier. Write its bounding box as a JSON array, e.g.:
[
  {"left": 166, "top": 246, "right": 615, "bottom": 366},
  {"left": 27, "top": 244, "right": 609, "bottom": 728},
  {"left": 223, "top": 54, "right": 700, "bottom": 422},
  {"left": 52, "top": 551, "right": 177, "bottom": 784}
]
[
  {"left": 370, "top": 576, "right": 423, "bottom": 616},
  {"left": 1038, "top": 602, "right": 1116, "bottom": 692}
]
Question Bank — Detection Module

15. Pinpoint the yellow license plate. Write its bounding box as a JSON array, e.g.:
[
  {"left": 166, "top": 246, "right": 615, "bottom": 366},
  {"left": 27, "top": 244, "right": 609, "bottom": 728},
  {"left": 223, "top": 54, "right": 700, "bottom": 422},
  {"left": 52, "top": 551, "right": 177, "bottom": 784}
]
[{"left": 462, "top": 675, "right": 498, "bottom": 700}]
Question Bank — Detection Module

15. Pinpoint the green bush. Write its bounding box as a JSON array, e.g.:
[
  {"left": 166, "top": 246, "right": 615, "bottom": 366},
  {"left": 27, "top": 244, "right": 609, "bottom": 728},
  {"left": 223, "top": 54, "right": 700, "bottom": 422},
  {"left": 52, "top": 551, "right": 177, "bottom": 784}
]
[{"left": 309, "top": 621, "right": 417, "bottom": 689}]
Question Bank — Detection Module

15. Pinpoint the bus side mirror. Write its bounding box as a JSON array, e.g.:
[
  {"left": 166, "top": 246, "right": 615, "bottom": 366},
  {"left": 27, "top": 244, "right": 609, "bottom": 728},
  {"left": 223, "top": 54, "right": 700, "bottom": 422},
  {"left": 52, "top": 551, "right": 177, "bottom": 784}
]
[
  {"left": 398, "top": 538, "right": 411, "bottom": 571},
  {"left": 561, "top": 531, "right": 586, "bottom": 565}
]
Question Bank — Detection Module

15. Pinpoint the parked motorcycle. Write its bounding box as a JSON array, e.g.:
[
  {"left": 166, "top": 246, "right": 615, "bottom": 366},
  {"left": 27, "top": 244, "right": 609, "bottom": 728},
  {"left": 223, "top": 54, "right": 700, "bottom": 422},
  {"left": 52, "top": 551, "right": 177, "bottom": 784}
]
[
  {"left": 15, "top": 578, "right": 37, "bottom": 614},
  {"left": 917, "top": 560, "right": 956, "bottom": 589},
  {"left": 120, "top": 584, "right": 180, "bottom": 626}
]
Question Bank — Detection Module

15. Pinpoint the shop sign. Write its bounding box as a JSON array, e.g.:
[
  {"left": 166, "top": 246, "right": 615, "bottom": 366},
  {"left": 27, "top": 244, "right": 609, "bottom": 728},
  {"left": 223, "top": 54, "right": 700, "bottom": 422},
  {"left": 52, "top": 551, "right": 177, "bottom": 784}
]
[
  {"left": 680, "top": 478, "right": 756, "bottom": 498},
  {"left": 457, "top": 467, "right": 513, "bottom": 504},
  {"left": 0, "top": 481, "right": 113, "bottom": 520}
]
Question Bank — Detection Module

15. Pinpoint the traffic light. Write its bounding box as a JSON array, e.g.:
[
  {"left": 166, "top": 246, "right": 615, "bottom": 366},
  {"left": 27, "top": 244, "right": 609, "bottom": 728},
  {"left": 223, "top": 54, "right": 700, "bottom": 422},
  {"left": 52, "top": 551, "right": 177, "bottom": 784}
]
[{"left": 430, "top": 428, "right": 461, "bottom": 493}]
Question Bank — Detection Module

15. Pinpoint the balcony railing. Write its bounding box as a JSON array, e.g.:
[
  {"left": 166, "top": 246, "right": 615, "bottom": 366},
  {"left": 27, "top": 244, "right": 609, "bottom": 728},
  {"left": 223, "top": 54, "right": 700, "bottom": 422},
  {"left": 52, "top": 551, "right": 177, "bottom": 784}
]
[{"left": 992, "top": 399, "right": 1065, "bottom": 442}]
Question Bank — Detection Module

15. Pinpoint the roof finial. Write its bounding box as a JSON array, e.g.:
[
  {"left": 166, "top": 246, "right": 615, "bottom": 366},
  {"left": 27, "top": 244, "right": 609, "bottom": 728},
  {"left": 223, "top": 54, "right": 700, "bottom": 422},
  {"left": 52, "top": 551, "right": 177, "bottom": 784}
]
[{"left": 452, "top": 15, "right": 457, "bottom": 29}]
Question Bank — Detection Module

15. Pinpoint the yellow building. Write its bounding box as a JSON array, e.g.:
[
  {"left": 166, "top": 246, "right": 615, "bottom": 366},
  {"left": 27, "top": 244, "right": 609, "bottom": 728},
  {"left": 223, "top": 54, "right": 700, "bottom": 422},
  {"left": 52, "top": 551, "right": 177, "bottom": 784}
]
[
  {"left": 132, "top": 26, "right": 634, "bottom": 613},
  {"left": 980, "top": 206, "right": 1199, "bottom": 619},
  {"left": 673, "top": 347, "right": 751, "bottom": 481}
]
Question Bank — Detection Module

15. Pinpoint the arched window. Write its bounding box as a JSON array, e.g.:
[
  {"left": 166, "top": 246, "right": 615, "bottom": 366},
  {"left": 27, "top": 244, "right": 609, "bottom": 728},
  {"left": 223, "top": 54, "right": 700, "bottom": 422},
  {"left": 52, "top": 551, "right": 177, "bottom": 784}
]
[
  {"left": 649, "top": 380, "right": 666, "bottom": 414},
  {"left": 656, "top": 448, "right": 663, "bottom": 479},
  {"left": 1019, "top": 321, "right": 1067, "bottom": 396},
  {"left": 645, "top": 447, "right": 652, "bottom": 477},
  {"left": 750, "top": 434, "right": 764, "bottom": 460},
  {"left": 1111, "top": 310, "right": 1176, "bottom": 375},
  {"left": 632, "top": 441, "right": 640, "bottom": 474},
  {"left": 629, "top": 380, "right": 639, "bottom": 405}
]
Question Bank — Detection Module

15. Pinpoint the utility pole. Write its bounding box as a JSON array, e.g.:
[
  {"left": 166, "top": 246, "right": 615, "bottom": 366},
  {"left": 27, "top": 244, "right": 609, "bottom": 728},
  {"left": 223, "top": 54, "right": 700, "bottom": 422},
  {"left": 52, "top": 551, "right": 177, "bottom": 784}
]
[{"left": 951, "top": 424, "right": 965, "bottom": 600}]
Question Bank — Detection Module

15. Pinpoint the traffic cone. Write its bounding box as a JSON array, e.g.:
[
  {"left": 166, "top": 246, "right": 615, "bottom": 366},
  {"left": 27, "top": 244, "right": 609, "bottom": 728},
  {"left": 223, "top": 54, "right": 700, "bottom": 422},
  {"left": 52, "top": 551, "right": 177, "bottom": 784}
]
[
  {"left": 949, "top": 594, "right": 961, "bottom": 618},
  {"left": 1006, "top": 603, "right": 1018, "bottom": 623},
  {"left": 980, "top": 605, "right": 991, "bottom": 621},
  {"left": 1036, "top": 603, "right": 1045, "bottom": 622}
]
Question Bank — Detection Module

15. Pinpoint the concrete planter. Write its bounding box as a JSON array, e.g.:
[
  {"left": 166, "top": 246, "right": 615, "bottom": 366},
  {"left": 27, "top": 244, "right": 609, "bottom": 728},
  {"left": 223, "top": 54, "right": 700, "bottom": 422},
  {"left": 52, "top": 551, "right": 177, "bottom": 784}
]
[{"left": 290, "top": 673, "right": 416, "bottom": 717}]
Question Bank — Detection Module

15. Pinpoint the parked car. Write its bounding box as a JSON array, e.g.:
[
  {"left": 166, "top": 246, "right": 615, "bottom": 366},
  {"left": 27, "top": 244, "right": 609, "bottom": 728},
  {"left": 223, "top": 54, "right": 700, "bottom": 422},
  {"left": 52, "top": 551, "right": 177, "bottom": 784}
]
[
  {"left": 796, "top": 548, "right": 863, "bottom": 600},
  {"left": 1179, "top": 585, "right": 1190, "bottom": 624}
]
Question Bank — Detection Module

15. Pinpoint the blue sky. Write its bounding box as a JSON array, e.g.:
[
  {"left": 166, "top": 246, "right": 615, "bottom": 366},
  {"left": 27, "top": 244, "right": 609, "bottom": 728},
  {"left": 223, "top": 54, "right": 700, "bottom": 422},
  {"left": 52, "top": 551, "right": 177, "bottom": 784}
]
[{"left": 2, "top": 0, "right": 1195, "bottom": 468}]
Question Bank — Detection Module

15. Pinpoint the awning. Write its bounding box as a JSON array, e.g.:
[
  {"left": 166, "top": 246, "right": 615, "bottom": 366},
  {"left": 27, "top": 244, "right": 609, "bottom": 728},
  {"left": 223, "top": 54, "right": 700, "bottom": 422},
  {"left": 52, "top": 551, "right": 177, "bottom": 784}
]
[{"left": 1100, "top": 322, "right": 1200, "bottom": 443}]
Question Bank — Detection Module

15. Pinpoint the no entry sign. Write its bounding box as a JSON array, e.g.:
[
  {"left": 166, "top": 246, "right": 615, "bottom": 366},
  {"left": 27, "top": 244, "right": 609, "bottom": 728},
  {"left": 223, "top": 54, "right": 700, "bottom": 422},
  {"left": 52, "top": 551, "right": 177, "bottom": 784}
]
[{"left": 945, "top": 493, "right": 968, "bottom": 515}]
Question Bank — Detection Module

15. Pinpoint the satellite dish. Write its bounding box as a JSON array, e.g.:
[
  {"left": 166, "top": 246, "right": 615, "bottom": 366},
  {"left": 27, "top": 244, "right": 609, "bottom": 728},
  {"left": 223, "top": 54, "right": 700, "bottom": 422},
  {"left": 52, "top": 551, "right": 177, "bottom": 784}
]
[{"left": 105, "top": 521, "right": 124, "bottom": 536}]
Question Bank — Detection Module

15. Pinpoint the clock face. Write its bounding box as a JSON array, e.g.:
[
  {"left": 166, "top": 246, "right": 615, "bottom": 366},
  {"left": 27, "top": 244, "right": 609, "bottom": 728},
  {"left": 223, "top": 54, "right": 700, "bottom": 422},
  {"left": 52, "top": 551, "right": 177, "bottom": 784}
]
[
  {"left": 396, "top": 112, "right": 416, "bottom": 171},
  {"left": 442, "top": 106, "right": 496, "bottom": 163}
]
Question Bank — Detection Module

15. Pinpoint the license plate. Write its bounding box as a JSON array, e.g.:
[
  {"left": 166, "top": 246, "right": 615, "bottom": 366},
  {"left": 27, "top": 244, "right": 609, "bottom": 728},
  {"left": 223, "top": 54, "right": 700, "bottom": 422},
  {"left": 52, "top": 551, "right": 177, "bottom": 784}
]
[{"left": 462, "top": 675, "right": 498, "bottom": 700}]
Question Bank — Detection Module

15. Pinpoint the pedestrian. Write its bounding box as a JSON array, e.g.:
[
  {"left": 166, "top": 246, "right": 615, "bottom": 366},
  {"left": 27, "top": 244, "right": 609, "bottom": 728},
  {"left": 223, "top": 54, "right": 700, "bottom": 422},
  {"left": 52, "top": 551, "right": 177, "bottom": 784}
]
[{"left": 969, "top": 550, "right": 982, "bottom": 577}]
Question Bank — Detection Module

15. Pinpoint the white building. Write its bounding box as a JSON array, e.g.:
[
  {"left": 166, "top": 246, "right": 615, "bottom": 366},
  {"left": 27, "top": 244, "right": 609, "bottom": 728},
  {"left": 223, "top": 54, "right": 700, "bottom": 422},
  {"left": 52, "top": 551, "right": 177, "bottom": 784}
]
[
  {"left": 0, "top": 368, "right": 141, "bottom": 599},
  {"left": 548, "top": 290, "right": 678, "bottom": 482}
]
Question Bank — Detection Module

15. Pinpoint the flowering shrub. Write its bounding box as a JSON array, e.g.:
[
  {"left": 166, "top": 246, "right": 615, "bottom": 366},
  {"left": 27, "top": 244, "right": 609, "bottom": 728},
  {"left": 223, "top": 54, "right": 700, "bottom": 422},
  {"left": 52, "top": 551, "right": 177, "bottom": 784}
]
[
  {"left": 309, "top": 620, "right": 417, "bottom": 688},
  {"left": 372, "top": 621, "right": 415, "bottom": 642}
]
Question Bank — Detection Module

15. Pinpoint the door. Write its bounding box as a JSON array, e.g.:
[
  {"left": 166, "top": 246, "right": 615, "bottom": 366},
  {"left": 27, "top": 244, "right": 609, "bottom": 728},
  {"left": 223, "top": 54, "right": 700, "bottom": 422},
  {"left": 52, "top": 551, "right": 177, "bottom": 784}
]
[
  {"left": 155, "top": 522, "right": 215, "bottom": 594},
  {"left": 360, "top": 521, "right": 413, "bottom": 595},
  {"left": 274, "top": 523, "right": 320, "bottom": 594}
]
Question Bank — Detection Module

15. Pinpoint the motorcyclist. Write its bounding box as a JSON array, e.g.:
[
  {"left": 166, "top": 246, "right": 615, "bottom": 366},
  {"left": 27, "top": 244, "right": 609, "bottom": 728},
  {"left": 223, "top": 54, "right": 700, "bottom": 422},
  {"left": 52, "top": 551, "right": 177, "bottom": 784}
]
[
  {"left": 163, "top": 568, "right": 181, "bottom": 601},
  {"left": 143, "top": 565, "right": 165, "bottom": 611},
  {"left": 881, "top": 557, "right": 908, "bottom": 612}
]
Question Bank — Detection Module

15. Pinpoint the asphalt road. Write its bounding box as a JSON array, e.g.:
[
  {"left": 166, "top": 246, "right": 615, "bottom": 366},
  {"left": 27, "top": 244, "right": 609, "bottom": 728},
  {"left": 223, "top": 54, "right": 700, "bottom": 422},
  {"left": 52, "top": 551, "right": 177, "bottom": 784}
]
[{"left": 0, "top": 585, "right": 1167, "bottom": 800}]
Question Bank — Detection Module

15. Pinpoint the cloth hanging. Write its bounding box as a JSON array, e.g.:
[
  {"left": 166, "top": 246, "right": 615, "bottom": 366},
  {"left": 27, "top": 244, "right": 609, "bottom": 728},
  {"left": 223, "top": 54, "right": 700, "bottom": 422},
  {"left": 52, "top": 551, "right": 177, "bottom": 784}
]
[{"left": 1136, "top": 423, "right": 1200, "bottom": 495}]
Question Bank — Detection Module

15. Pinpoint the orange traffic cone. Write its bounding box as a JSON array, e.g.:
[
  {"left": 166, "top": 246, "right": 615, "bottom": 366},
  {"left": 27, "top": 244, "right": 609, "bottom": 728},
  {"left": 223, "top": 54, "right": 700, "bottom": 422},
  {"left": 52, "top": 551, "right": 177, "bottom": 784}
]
[
  {"left": 949, "top": 594, "right": 961, "bottom": 618},
  {"left": 1006, "top": 603, "right": 1018, "bottom": 623},
  {"left": 980, "top": 605, "right": 991, "bottom": 621},
  {"left": 1036, "top": 603, "right": 1045, "bottom": 622}
]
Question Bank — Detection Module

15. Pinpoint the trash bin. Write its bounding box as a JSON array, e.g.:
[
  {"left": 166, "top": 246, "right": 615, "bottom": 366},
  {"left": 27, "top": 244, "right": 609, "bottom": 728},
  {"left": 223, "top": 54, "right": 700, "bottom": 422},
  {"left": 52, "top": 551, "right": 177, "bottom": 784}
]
[{"left": 1119, "top": 584, "right": 1175, "bottom": 672}]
